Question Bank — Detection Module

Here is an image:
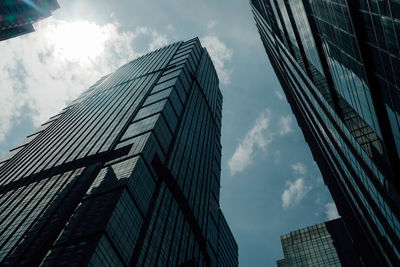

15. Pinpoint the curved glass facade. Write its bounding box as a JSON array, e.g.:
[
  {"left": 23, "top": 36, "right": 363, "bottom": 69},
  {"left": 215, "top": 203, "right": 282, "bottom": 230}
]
[{"left": 250, "top": 0, "right": 400, "bottom": 265}]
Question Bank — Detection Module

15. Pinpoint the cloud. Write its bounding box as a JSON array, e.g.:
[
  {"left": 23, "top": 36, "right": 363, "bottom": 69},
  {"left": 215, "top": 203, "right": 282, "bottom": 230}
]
[
  {"left": 0, "top": 76, "right": 25, "bottom": 141},
  {"left": 139, "top": 27, "right": 169, "bottom": 51},
  {"left": 282, "top": 162, "right": 312, "bottom": 208},
  {"left": 0, "top": 18, "right": 167, "bottom": 141},
  {"left": 282, "top": 178, "right": 312, "bottom": 209},
  {"left": 228, "top": 110, "right": 294, "bottom": 175},
  {"left": 278, "top": 115, "right": 293, "bottom": 135},
  {"left": 207, "top": 20, "right": 217, "bottom": 30},
  {"left": 291, "top": 162, "right": 307, "bottom": 176},
  {"left": 325, "top": 202, "right": 340, "bottom": 220},
  {"left": 228, "top": 109, "right": 272, "bottom": 175},
  {"left": 201, "top": 35, "right": 233, "bottom": 85},
  {"left": 275, "top": 90, "right": 285, "bottom": 100},
  {"left": 166, "top": 24, "right": 175, "bottom": 32}
]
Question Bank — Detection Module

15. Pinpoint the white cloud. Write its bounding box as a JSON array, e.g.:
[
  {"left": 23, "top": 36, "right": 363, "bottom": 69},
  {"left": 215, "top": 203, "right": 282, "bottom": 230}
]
[
  {"left": 325, "top": 202, "right": 340, "bottom": 220},
  {"left": 282, "top": 178, "right": 312, "bottom": 209},
  {"left": 0, "top": 78, "right": 25, "bottom": 141},
  {"left": 228, "top": 110, "right": 295, "bottom": 175},
  {"left": 207, "top": 20, "right": 217, "bottom": 30},
  {"left": 291, "top": 162, "right": 307, "bottom": 176},
  {"left": 228, "top": 109, "right": 272, "bottom": 175},
  {"left": 282, "top": 162, "right": 312, "bottom": 208},
  {"left": 0, "top": 18, "right": 167, "bottom": 141},
  {"left": 147, "top": 29, "right": 169, "bottom": 51},
  {"left": 275, "top": 90, "right": 285, "bottom": 100},
  {"left": 278, "top": 115, "right": 293, "bottom": 135},
  {"left": 128, "top": 26, "right": 169, "bottom": 51},
  {"left": 201, "top": 35, "right": 233, "bottom": 85},
  {"left": 166, "top": 24, "right": 175, "bottom": 32}
]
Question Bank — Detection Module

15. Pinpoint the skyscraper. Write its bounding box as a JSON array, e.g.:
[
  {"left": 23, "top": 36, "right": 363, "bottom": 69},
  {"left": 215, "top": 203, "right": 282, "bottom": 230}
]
[
  {"left": 0, "top": 38, "right": 238, "bottom": 266},
  {"left": 277, "top": 218, "right": 363, "bottom": 267},
  {"left": 0, "top": 0, "right": 59, "bottom": 41},
  {"left": 250, "top": 0, "right": 400, "bottom": 265}
]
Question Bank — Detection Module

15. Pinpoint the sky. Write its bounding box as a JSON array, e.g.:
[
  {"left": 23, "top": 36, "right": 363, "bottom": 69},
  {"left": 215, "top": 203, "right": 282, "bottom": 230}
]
[{"left": 0, "top": 0, "right": 339, "bottom": 265}]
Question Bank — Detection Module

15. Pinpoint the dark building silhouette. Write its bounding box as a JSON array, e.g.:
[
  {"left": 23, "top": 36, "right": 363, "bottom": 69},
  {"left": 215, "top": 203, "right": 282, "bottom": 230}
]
[
  {"left": 250, "top": 0, "right": 400, "bottom": 265},
  {"left": 277, "top": 218, "right": 363, "bottom": 267},
  {"left": 0, "top": 0, "right": 59, "bottom": 41},
  {"left": 0, "top": 38, "right": 238, "bottom": 266}
]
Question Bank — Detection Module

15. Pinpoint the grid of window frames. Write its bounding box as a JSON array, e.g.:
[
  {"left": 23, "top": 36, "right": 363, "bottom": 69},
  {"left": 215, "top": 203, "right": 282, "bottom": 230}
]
[
  {"left": 0, "top": 38, "right": 237, "bottom": 266},
  {"left": 250, "top": 0, "right": 400, "bottom": 265},
  {"left": 277, "top": 221, "right": 342, "bottom": 267}
]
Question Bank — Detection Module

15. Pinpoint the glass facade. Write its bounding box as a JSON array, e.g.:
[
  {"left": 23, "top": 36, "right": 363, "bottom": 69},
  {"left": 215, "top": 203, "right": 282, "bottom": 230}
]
[
  {"left": 277, "top": 219, "right": 363, "bottom": 267},
  {"left": 0, "top": 0, "right": 59, "bottom": 41},
  {"left": 0, "top": 38, "right": 238, "bottom": 266},
  {"left": 250, "top": 0, "right": 400, "bottom": 265},
  {"left": 217, "top": 211, "right": 239, "bottom": 267}
]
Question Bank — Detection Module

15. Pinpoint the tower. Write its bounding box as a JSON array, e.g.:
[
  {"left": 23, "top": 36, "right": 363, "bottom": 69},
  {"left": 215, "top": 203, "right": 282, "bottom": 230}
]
[
  {"left": 0, "top": 38, "right": 238, "bottom": 267},
  {"left": 250, "top": 0, "right": 400, "bottom": 265},
  {"left": 0, "top": 0, "right": 59, "bottom": 41},
  {"left": 277, "top": 219, "right": 363, "bottom": 266}
]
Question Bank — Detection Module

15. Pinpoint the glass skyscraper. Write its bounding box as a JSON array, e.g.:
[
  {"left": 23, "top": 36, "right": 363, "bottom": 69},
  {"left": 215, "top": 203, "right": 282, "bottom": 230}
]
[
  {"left": 277, "top": 218, "right": 363, "bottom": 267},
  {"left": 0, "top": 38, "right": 238, "bottom": 266},
  {"left": 250, "top": 0, "right": 400, "bottom": 265},
  {"left": 0, "top": 0, "right": 59, "bottom": 41}
]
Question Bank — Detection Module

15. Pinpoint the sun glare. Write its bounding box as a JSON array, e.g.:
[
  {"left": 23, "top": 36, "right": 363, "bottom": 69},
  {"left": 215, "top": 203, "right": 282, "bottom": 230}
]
[{"left": 46, "top": 21, "right": 106, "bottom": 61}]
